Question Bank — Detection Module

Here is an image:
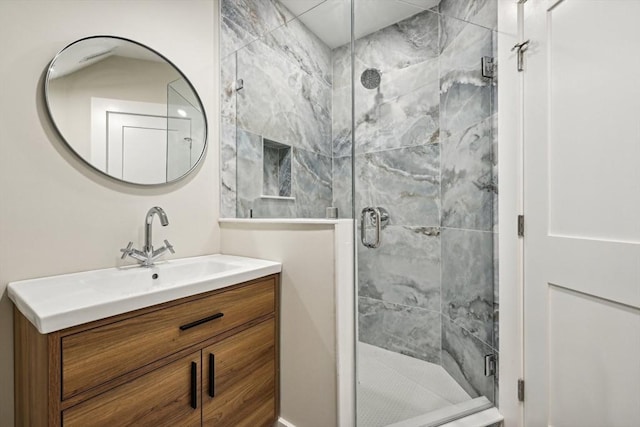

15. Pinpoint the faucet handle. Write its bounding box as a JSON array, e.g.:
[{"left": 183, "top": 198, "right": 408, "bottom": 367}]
[
  {"left": 120, "top": 241, "right": 134, "bottom": 259},
  {"left": 164, "top": 239, "right": 175, "bottom": 254}
]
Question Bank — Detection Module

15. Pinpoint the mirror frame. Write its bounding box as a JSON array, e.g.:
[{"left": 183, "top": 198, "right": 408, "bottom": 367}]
[{"left": 44, "top": 35, "right": 208, "bottom": 186}]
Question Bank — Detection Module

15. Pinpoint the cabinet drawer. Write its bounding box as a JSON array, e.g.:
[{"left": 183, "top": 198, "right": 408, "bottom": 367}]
[{"left": 61, "top": 277, "right": 275, "bottom": 399}]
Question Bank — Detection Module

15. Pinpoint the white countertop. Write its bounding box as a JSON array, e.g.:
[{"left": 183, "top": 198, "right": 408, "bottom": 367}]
[{"left": 7, "top": 254, "right": 281, "bottom": 334}]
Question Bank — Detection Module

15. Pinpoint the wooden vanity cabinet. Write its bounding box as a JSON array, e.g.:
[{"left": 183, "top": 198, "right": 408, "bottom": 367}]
[
  {"left": 14, "top": 274, "right": 280, "bottom": 427},
  {"left": 202, "top": 319, "right": 276, "bottom": 427}
]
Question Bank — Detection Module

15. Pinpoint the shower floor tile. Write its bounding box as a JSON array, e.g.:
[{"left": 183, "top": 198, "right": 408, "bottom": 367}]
[{"left": 357, "top": 342, "right": 474, "bottom": 427}]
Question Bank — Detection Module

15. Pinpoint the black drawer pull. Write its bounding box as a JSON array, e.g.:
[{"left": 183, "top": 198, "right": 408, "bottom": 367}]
[
  {"left": 208, "top": 353, "right": 215, "bottom": 398},
  {"left": 179, "top": 312, "right": 224, "bottom": 331},
  {"left": 190, "top": 361, "right": 197, "bottom": 409}
]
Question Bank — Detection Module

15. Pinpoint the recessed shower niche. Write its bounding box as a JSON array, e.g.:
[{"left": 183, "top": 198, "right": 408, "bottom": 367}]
[{"left": 262, "top": 139, "right": 292, "bottom": 199}]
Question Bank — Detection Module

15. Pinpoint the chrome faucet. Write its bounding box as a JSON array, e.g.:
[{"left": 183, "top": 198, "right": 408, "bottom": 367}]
[{"left": 120, "top": 207, "right": 175, "bottom": 267}]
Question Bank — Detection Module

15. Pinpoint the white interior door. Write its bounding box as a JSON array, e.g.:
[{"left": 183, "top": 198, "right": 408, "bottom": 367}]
[
  {"left": 107, "top": 113, "right": 169, "bottom": 184},
  {"left": 523, "top": 1, "right": 640, "bottom": 426}
]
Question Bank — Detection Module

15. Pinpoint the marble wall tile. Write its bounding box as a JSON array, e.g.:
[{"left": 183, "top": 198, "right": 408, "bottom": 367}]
[
  {"left": 237, "top": 37, "right": 332, "bottom": 156},
  {"left": 220, "top": 53, "right": 238, "bottom": 218},
  {"left": 354, "top": 78, "right": 440, "bottom": 154},
  {"left": 332, "top": 43, "right": 351, "bottom": 90},
  {"left": 441, "top": 228, "right": 494, "bottom": 344},
  {"left": 438, "top": 0, "right": 497, "bottom": 31},
  {"left": 264, "top": 13, "right": 333, "bottom": 86},
  {"left": 440, "top": 79, "right": 492, "bottom": 140},
  {"left": 353, "top": 10, "right": 440, "bottom": 102},
  {"left": 292, "top": 148, "right": 333, "bottom": 218},
  {"left": 440, "top": 14, "right": 493, "bottom": 139},
  {"left": 359, "top": 297, "right": 441, "bottom": 364},
  {"left": 279, "top": 148, "right": 292, "bottom": 197},
  {"left": 358, "top": 226, "right": 440, "bottom": 311},
  {"left": 263, "top": 144, "right": 280, "bottom": 196},
  {"left": 221, "top": 0, "right": 325, "bottom": 58},
  {"left": 493, "top": 230, "right": 499, "bottom": 351},
  {"left": 220, "top": 53, "right": 237, "bottom": 123},
  {"left": 440, "top": 15, "right": 492, "bottom": 86},
  {"left": 236, "top": 128, "right": 262, "bottom": 218},
  {"left": 332, "top": 89, "right": 352, "bottom": 158},
  {"left": 442, "top": 317, "right": 495, "bottom": 402},
  {"left": 355, "top": 144, "right": 440, "bottom": 226},
  {"left": 441, "top": 115, "right": 495, "bottom": 231},
  {"left": 221, "top": 0, "right": 293, "bottom": 57},
  {"left": 242, "top": 197, "right": 297, "bottom": 218},
  {"left": 332, "top": 83, "right": 352, "bottom": 158},
  {"left": 220, "top": 122, "right": 237, "bottom": 218},
  {"left": 332, "top": 156, "right": 353, "bottom": 218},
  {"left": 491, "top": 112, "right": 498, "bottom": 232},
  {"left": 354, "top": 10, "right": 439, "bottom": 80}
]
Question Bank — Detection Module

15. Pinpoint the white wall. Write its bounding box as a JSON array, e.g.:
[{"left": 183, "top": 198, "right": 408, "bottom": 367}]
[
  {"left": 220, "top": 220, "right": 347, "bottom": 427},
  {"left": 0, "top": 1, "right": 219, "bottom": 423}
]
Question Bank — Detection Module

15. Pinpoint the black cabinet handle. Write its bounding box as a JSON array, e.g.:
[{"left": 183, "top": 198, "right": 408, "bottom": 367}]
[
  {"left": 208, "top": 353, "right": 215, "bottom": 398},
  {"left": 179, "top": 312, "right": 224, "bottom": 331},
  {"left": 190, "top": 361, "right": 197, "bottom": 409}
]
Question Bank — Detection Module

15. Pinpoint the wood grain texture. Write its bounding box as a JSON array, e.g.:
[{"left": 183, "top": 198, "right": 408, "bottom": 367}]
[
  {"left": 58, "top": 275, "right": 279, "bottom": 337},
  {"left": 62, "top": 277, "right": 275, "bottom": 399},
  {"left": 14, "top": 307, "right": 49, "bottom": 426},
  {"left": 62, "top": 352, "right": 201, "bottom": 426},
  {"left": 14, "top": 308, "right": 62, "bottom": 427},
  {"left": 13, "top": 274, "right": 280, "bottom": 425},
  {"left": 202, "top": 318, "right": 276, "bottom": 427},
  {"left": 59, "top": 314, "right": 273, "bottom": 410}
]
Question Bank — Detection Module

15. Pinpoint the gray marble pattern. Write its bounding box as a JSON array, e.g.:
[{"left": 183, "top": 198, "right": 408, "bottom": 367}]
[
  {"left": 263, "top": 144, "right": 280, "bottom": 196},
  {"left": 263, "top": 13, "right": 332, "bottom": 86},
  {"left": 439, "top": 0, "right": 497, "bottom": 31},
  {"left": 293, "top": 148, "right": 333, "bottom": 218},
  {"left": 358, "top": 226, "right": 440, "bottom": 311},
  {"left": 279, "top": 148, "right": 292, "bottom": 197},
  {"left": 442, "top": 317, "right": 495, "bottom": 402},
  {"left": 220, "top": 54, "right": 238, "bottom": 218},
  {"left": 332, "top": 84, "right": 352, "bottom": 158},
  {"left": 354, "top": 10, "right": 439, "bottom": 85},
  {"left": 441, "top": 228, "right": 494, "bottom": 344},
  {"left": 220, "top": 122, "right": 237, "bottom": 218},
  {"left": 354, "top": 79, "right": 440, "bottom": 154},
  {"left": 439, "top": 12, "right": 494, "bottom": 139},
  {"left": 441, "top": 115, "right": 495, "bottom": 231},
  {"left": 236, "top": 128, "right": 263, "bottom": 217},
  {"left": 221, "top": 0, "right": 325, "bottom": 58},
  {"left": 237, "top": 36, "right": 332, "bottom": 156},
  {"left": 359, "top": 297, "right": 441, "bottom": 364},
  {"left": 355, "top": 144, "right": 440, "bottom": 226},
  {"left": 332, "top": 156, "right": 352, "bottom": 218}
]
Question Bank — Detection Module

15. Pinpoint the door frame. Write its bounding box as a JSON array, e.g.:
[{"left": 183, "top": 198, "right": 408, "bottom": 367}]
[{"left": 497, "top": 1, "right": 525, "bottom": 426}]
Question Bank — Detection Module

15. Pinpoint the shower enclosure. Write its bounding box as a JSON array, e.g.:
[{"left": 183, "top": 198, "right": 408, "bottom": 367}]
[{"left": 220, "top": 0, "right": 498, "bottom": 425}]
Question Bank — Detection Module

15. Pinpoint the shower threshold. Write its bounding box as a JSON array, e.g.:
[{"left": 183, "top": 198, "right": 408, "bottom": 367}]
[{"left": 357, "top": 343, "right": 496, "bottom": 427}]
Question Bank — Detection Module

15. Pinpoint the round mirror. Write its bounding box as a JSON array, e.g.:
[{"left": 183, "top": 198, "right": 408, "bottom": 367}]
[{"left": 45, "top": 36, "right": 207, "bottom": 185}]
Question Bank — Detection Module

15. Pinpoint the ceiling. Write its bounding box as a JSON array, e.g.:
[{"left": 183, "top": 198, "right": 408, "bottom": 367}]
[{"left": 279, "top": 0, "right": 440, "bottom": 49}]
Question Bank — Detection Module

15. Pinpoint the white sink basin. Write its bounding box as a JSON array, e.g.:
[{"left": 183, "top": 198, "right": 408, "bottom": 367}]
[{"left": 8, "top": 254, "right": 281, "bottom": 334}]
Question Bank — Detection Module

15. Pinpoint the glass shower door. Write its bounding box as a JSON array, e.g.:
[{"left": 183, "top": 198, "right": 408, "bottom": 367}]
[{"left": 352, "top": 1, "right": 498, "bottom": 425}]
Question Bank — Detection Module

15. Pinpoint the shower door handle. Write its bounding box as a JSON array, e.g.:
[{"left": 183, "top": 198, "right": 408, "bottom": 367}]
[{"left": 360, "top": 207, "right": 389, "bottom": 248}]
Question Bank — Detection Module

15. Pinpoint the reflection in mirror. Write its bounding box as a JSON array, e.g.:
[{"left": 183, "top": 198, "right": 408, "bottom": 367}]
[{"left": 45, "top": 36, "right": 207, "bottom": 185}]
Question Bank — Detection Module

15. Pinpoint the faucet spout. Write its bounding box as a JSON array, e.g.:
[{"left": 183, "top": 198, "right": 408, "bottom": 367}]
[
  {"left": 120, "top": 207, "right": 175, "bottom": 267},
  {"left": 144, "top": 207, "right": 169, "bottom": 253}
]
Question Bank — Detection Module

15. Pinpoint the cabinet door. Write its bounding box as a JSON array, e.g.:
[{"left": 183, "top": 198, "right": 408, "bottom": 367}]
[
  {"left": 63, "top": 351, "right": 201, "bottom": 426},
  {"left": 202, "top": 318, "right": 276, "bottom": 427}
]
